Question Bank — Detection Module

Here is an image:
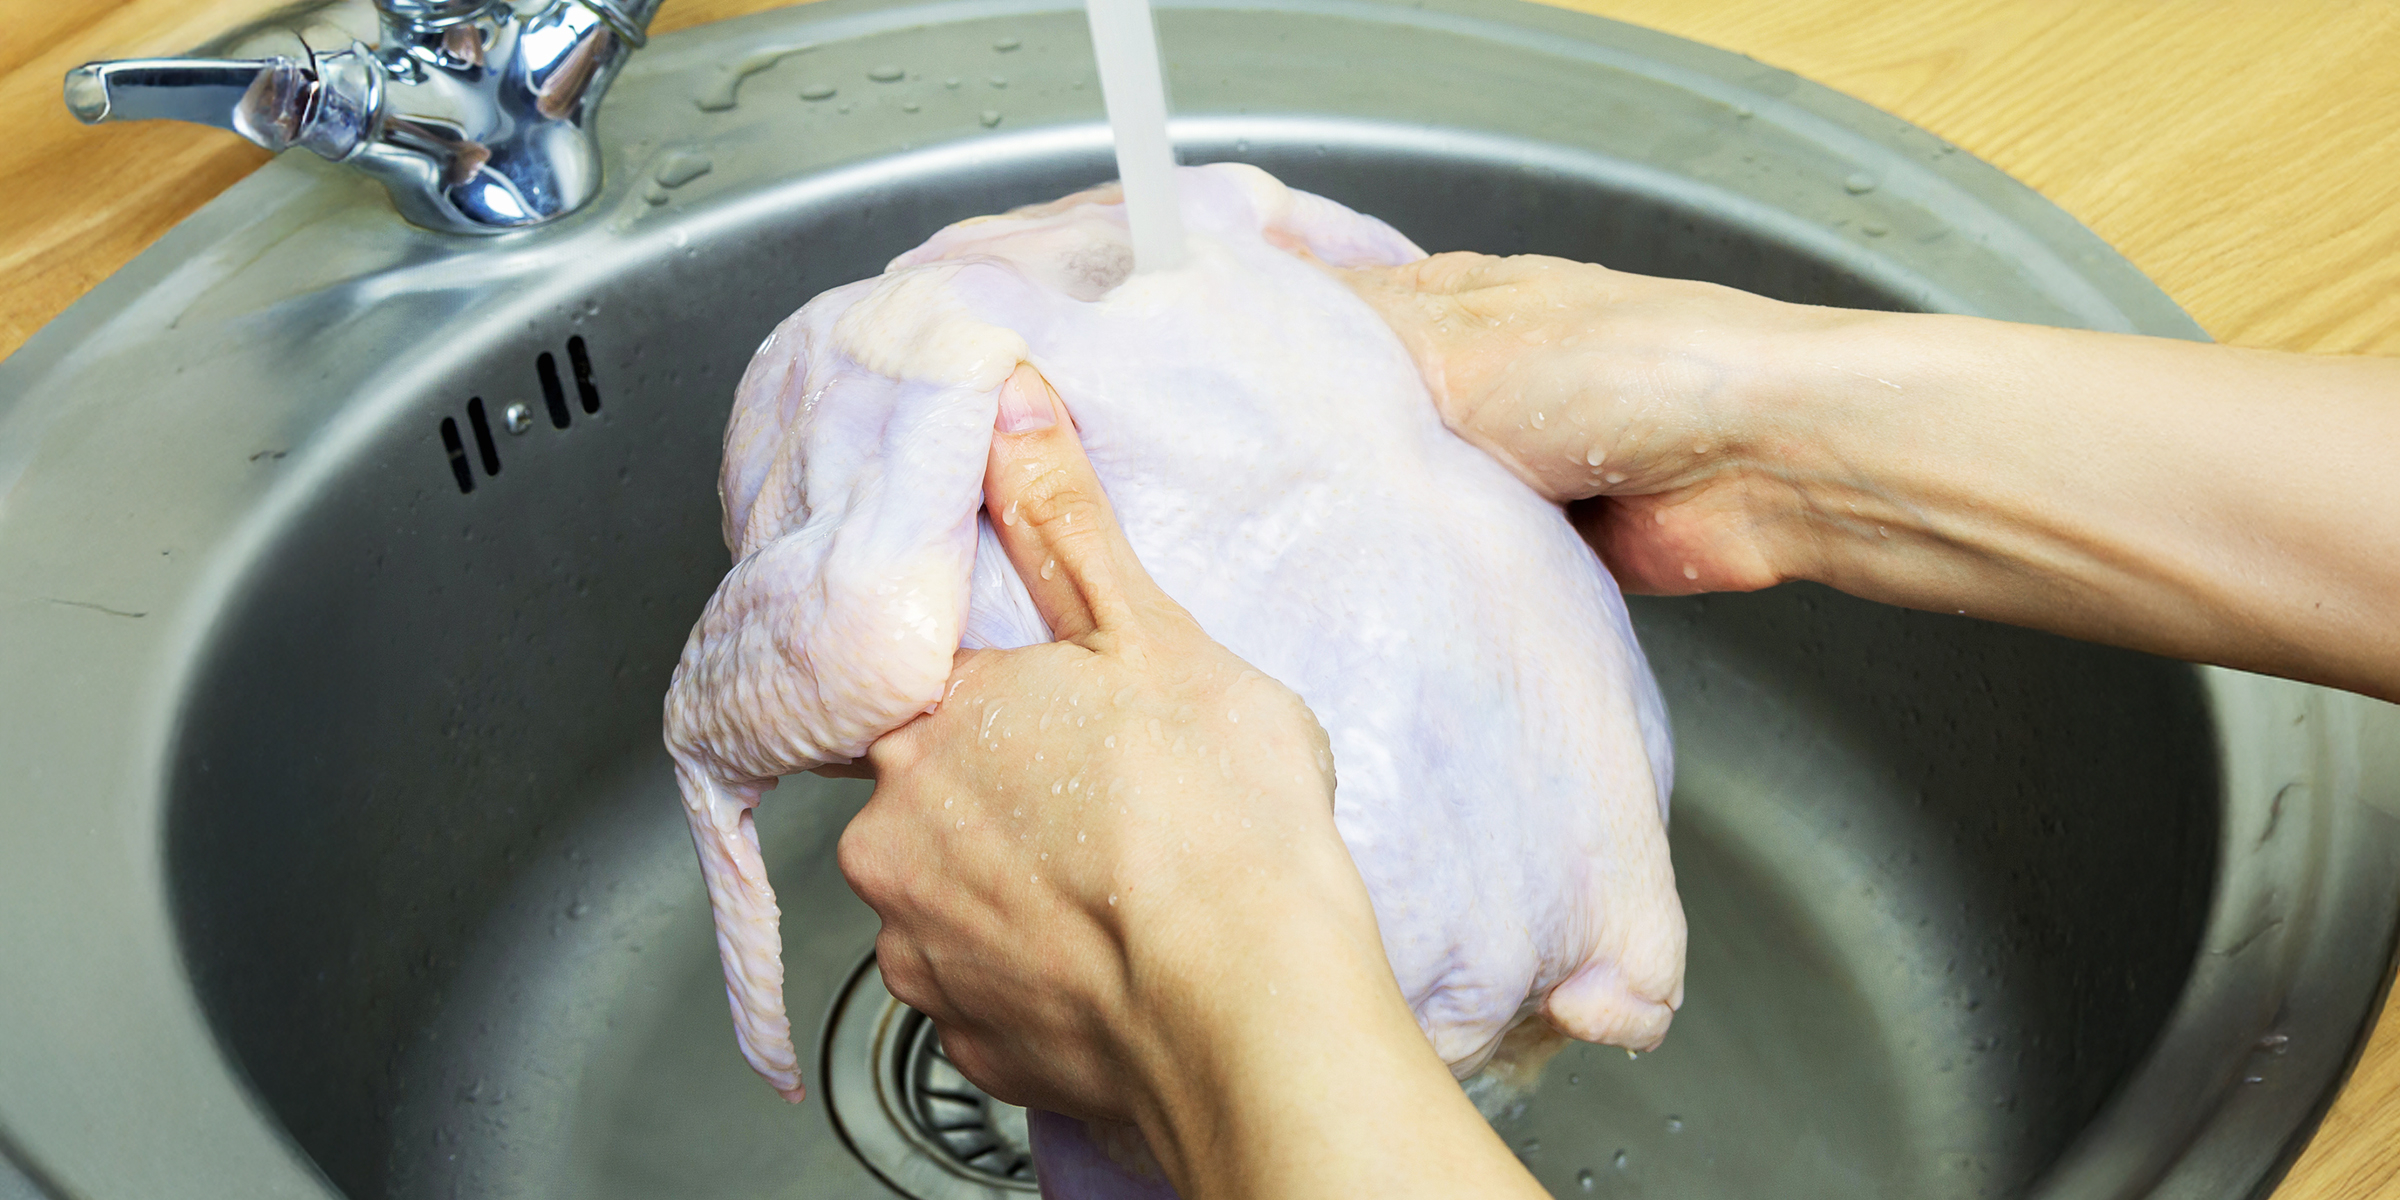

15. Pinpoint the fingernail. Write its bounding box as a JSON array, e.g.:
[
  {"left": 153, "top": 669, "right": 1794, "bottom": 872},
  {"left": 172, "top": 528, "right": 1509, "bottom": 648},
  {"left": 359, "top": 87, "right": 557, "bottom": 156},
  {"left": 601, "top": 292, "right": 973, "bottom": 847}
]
[{"left": 996, "top": 368, "right": 1057, "bottom": 434}]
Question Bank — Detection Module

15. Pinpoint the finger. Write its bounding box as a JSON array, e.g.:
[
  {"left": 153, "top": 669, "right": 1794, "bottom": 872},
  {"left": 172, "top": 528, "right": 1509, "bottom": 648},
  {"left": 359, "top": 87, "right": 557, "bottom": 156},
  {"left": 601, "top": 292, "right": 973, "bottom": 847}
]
[{"left": 984, "top": 364, "right": 1167, "bottom": 644}]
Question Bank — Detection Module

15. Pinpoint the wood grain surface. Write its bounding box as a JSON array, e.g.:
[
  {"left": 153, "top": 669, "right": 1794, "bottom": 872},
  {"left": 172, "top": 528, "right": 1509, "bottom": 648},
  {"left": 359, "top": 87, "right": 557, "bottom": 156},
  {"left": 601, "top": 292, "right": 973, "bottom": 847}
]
[{"left": 5, "top": 1, "right": 2397, "bottom": 1196}]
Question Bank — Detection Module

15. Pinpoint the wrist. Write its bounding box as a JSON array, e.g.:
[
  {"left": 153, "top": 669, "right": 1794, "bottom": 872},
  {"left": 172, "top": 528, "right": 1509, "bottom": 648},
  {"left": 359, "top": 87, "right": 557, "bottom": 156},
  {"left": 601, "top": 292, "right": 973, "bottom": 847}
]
[
  {"left": 1726, "top": 307, "right": 1956, "bottom": 586},
  {"left": 1111, "top": 850, "right": 1422, "bottom": 1190}
]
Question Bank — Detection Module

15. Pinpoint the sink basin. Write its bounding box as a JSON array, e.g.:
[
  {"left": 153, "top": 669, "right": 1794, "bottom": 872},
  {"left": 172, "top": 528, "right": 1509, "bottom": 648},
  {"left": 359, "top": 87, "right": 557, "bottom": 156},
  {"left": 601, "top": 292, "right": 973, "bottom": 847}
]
[{"left": 4, "top": 1, "right": 2397, "bottom": 1197}]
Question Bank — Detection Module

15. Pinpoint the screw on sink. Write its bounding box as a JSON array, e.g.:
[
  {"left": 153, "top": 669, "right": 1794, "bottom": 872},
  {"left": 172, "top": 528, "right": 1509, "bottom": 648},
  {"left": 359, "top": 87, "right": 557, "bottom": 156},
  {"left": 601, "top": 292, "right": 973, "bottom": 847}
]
[{"left": 504, "top": 404, "right": 533, "bottom": 434}]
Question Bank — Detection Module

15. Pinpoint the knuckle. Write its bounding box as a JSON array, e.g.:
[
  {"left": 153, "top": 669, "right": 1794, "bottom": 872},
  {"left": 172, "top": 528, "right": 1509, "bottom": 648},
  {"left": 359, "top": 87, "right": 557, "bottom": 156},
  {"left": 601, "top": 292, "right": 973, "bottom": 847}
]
[
  {"left": 875, "top": 931, "right": 942, "bottom": 1014},
  {"left": 1015, "top": 464, "right": 1107, "bottom": 536},
  {"left": 936, "top": 1033, "right": 1028, "bottom": 1108},
  {"left": 836, "top": 810, "right": 895, "bottom": 900}
]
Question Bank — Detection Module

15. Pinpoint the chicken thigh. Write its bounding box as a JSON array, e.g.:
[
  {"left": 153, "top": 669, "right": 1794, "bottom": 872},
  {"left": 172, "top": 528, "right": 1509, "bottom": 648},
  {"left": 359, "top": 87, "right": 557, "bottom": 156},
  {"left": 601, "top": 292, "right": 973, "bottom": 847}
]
[{"left": 663, "top": 163, "right": 1685, "bottom": 1191}]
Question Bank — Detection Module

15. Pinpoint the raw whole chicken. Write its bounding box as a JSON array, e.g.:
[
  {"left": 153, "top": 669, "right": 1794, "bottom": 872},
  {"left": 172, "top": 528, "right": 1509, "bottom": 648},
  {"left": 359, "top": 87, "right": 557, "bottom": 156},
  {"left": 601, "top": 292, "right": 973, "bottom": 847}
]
[{"left": 663, "top": 163, "right": 1685, "bottom": 1194}]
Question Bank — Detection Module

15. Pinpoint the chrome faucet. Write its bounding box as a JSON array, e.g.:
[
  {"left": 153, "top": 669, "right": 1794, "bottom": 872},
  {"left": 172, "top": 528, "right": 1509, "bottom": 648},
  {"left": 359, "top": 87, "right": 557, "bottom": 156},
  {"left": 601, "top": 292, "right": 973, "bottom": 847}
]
[{"left": 64, "top": 0, "right": 662, "bottom": 234}]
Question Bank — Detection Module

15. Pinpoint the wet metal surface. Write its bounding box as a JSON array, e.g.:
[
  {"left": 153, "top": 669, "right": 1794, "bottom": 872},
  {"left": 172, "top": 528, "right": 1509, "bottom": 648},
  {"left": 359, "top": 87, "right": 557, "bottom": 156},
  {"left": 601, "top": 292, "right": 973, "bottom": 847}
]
[{"left": 2, "top": 2, "right": 2396, "bottom": 1198}]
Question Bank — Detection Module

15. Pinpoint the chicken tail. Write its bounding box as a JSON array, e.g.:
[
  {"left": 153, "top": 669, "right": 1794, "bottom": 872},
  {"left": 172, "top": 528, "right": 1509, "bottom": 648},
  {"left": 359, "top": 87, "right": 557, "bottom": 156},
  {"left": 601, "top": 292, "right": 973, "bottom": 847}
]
[{"left": 676, "top": 763, "right": 804, "bottom": 1102}]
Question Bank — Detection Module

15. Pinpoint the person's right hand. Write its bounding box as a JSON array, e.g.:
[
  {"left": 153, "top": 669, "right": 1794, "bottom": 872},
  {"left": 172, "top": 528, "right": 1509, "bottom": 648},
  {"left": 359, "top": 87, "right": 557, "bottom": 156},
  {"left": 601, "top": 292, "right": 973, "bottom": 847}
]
[
  {"left": 1338, "top": 251, "right": 1858, "bottom": 596},
  {"left": 839, "top": 364, "right": 1552, "bottom": 1200}
]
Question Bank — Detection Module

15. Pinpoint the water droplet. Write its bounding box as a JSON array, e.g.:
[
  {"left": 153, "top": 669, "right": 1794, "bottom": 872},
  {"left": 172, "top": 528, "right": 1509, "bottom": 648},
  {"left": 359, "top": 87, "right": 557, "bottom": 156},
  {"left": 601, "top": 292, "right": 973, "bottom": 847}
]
[
  {"left": 836, "top": 101, "right": 852, "bottom": 114},
  {"left": 1665, "top": 1115, "right": 1684, "bottom": 1133},
  {"left": 801, "top": 83, "right": 836, "bottom": 100},
  {"left": 1226, "top": 708, "right": 1240, "bottom": 723},
  {"left": 2243, "top": 1074, "right": 2266, "bottom": 1085},
  {"left": 1845, "top": 172, "right": 1878, "bottom": 194},
  {"left": 1585, "top": 444, "right": 1606, "bottom": 466},
  {"left": 1682, "top": 564, "right": 1699, "bottom": 580},
  {"left": 1577, "top": 1169, "right": 1596, "bottom": 1190},
  {"left": 1521, "top": 1138, "right": 1540, "bottom": 1155},
  {"left": 1604, "top": 471, "right": 1627, "bottom": 484},
  {"left": 902, "top": 100, "right": 920, "bottom": 113},
  {"left": 989, "top": 75, "right": 1009, "bottom": 88},
  {"left": 1078, "top": 830, "right": 1087, "bottom": 842},
  {"left": 2258, "top": 1033, "right": 2292, "bottom": 1054},
  {"left": 693, "top": 43, "right": 815, "bottom": 111},
  {"left": 1733, "top": 104, "right": 1754, "bottom": 118},
  {"left": 1002, "top": 500, "right": 1020, "bottom": 526},
  {"left": 1626, "top": 1048, "right": 1641, "bottom": 1060},
  {"left": 944, "top": 799, "right": 953, "bottom": 808},
  {"left": 945, "top": 76, "right": 961, "bottom": 88},
  {"left": 1112, "top": 686, "right": 1136, "bottom": 706},
  {"left": 1109, "top": 893, "right": 1118, "bottom": 905},
  {"left": 1104, "top": 735, "right": 1117, "bottom": 748},
  {"left": 957, "top": 818, "right": 966, "bottom": 828},
  {"left": 1567, "top": 1073, "right": 1580, "bottom": 1085},
  {"left": 652, "top": 150, "right": 712, "bottom": 188},
  {"left": 1863, "top": 221, "right": 1889, "bottom": 237},
  {"left": 1613, "top": 1149, "right": 1630, "bottom": 1169},
  {"left": 981, "top": 109, "right": 1004, "bottom": 127},
  {"left": 567, "top": 900, "right": 589, "bottom": 919},
  {"left": 993, "top": 36, "right": 1022, "bottom": 51},
  {"left": 867, "top": 64, "right": 904, "bottom": 82},
  {"left": 1040, "top": 557, "right": 1057, "bottom": 580},
  {"left": 1530, "top": 410, "right": 1546, "bottom": 429}
]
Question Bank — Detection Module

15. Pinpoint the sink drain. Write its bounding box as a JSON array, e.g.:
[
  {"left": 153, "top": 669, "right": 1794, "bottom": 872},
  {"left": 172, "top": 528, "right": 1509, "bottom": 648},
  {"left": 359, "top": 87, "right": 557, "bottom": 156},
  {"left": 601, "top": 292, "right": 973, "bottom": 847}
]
[{"left": 824, "top": 955, "right": 1039, "bottom": 1197}]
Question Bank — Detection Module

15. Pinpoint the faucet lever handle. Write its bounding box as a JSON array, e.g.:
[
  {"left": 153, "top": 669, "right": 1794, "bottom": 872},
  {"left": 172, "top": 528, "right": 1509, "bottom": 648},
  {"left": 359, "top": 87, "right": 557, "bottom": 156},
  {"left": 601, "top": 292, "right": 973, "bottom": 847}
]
[
  {"left": 65, "top": 49, "right": 379, "bottom": 161},
  {"left": 65, "top": 58, "right": 270, "bottom": 131}
]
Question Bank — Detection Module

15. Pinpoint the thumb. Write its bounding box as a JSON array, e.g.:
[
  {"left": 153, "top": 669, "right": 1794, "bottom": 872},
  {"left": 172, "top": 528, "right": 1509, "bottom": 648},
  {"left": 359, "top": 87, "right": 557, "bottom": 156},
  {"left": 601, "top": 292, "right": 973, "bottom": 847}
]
[{"left": 984, "top": 364, "right": 1164, "bottom": 644}]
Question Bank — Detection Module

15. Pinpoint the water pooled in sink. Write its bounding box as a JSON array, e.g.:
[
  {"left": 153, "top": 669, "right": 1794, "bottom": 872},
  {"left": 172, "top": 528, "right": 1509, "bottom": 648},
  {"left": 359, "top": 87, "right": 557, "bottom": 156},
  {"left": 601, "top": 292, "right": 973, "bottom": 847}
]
[{"left": 1084, "top": 0, "right": 1186, "bottom": 271}]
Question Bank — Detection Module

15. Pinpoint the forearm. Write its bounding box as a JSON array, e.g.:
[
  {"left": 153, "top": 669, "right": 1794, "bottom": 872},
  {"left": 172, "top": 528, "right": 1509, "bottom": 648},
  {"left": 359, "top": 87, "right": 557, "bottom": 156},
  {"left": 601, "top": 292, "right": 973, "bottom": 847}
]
[
  {"left": 1746, "top": 313, "right": 2400, "bottom": 700},
  {"left": 1124, "top": 872, "right": 1545, "bottom": 1200}
]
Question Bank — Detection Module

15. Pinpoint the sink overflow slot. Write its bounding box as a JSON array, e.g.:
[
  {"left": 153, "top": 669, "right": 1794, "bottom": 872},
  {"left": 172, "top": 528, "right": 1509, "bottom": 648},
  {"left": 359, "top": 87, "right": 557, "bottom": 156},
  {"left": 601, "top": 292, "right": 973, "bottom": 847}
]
[
  {"left": 465, "top": 397, "right": 502, "bottom": 476},
  {"left": 435, "top": 334, "right": 606, "bottom": 493},
  {"left": 538, "top": 354, "right": 570, "bottom": 429},
  {"left": 439, "top": 418, "right": 473, "bottom": 493}
]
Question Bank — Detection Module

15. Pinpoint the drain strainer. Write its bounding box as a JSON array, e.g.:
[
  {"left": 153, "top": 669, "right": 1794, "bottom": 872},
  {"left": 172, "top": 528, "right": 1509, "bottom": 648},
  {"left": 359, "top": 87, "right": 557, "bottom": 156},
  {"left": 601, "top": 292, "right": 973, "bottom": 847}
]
[{"left": 824, "top": 954, "right": 1040, "bottom": 1197}]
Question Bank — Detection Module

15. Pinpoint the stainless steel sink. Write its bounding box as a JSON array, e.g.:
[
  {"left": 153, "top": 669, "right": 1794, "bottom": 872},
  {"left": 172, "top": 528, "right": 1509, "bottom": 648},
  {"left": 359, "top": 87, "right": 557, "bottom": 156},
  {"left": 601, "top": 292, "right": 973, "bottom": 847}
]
[{"left": 4, "top": 1, "right": 2397, "bottom": 1197}]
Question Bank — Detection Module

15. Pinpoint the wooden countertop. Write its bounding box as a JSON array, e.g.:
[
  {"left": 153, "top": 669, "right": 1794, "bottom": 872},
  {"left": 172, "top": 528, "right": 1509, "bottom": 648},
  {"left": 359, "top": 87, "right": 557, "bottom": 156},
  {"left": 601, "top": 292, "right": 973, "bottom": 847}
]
[{"left": 5, "top": 1, "right": 2396, "bottom": 1195}]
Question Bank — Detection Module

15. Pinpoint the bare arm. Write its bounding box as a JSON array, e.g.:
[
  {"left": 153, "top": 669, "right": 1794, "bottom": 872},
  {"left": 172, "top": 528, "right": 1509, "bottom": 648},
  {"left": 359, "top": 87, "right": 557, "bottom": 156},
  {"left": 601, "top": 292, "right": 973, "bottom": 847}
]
[
  {"left": 1342, "top": 253, "right": 2400, "bottom": 702},
  {"left": 843, "top": 367, "right": 1546, "bottom": 1200}
]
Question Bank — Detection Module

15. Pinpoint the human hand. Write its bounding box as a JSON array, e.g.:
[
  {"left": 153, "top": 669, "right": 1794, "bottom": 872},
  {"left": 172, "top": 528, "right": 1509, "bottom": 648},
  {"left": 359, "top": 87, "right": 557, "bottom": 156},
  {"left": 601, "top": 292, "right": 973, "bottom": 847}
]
[
  {"left": 1338, "top": 251, "right": 1859, "bottom": 595},
  {"left": 836, "top": 364, "right": 1385, "bottom": 1129}
]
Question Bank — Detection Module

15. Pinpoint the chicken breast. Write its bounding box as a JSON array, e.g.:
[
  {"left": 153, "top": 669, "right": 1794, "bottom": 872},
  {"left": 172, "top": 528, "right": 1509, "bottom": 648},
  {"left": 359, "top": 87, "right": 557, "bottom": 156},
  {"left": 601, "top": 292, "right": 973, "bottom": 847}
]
[{"left": 662, "top": 163, "right": 1684, "bottom": 1189}]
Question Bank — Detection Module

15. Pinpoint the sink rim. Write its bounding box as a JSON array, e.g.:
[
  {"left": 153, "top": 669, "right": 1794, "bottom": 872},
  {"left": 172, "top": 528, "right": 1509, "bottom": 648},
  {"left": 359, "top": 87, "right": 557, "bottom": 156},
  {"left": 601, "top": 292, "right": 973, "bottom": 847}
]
[{"left": 2, "top": 0, "right": 2396, "bottom": 1196}]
